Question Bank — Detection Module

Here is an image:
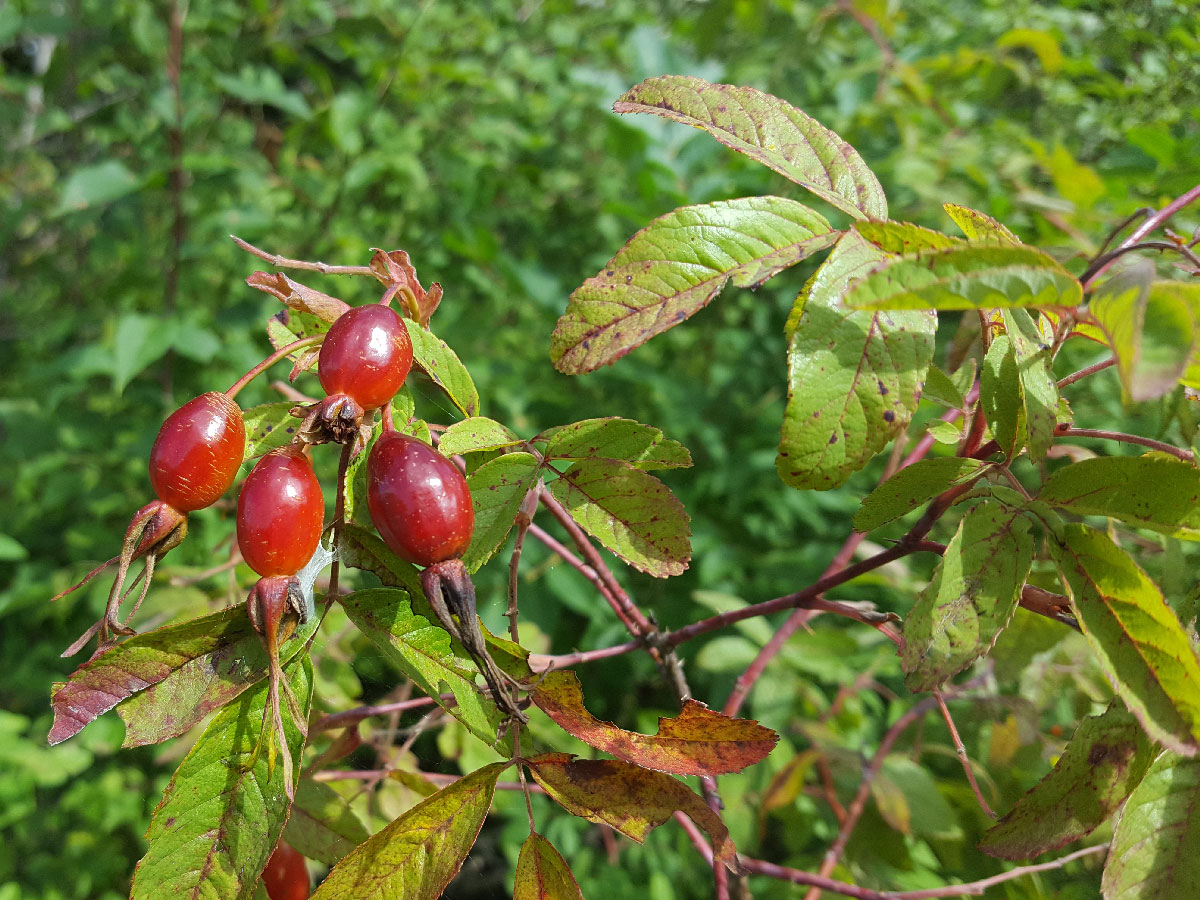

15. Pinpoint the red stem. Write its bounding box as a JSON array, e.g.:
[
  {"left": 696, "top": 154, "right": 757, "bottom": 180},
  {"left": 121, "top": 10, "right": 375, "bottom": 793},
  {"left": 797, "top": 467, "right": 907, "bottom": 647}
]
[{"left": 225, "top": 334, "right": 324, "bottom": 400}]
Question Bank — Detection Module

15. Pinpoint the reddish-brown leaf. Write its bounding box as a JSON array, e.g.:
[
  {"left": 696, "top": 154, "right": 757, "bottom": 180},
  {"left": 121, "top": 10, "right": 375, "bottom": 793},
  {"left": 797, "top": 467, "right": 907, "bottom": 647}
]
[
  {"left": 369, "top": 249, "right": 443, "bottom": 326},
  {"left": 525, "top": 752, "right": 741, "bottom": 873},
  {"left": 532, "top": 671, "right": 777, "bottom": 775},
  {"left": 246, "top": 271, "right": 350, "bottom": 323}
]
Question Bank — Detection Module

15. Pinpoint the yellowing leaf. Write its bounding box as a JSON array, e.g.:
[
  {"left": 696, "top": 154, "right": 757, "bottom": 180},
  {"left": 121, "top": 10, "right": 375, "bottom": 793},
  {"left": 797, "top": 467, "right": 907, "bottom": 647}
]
[
  {"left": 311, "top": 762, "right": 507, "bottom": 900},
  {"left": 525, "top": 753, "right": 740, "bottom": 873},
  {"left": 614, "top": 76, "right": 886, "bottom": 219},
  {"left": 943, "top": 204, "right": 1020, "bottom": 243},
  {"left": 514, "top": 832, "right": 584, "bottom": 900},
  {"left": 532, "top": 671, "right": 777, "bottom": 776}
]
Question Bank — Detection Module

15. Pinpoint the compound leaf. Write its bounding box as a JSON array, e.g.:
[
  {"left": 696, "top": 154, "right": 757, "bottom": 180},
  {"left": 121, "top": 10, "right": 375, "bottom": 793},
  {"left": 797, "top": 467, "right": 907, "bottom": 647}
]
[
  {"left": 854, "top": 457, "right": 987, "bottom": 532},
  {"left": 438, "top": 417, "right": 524, "bottom": 456},
  {"left": 540, "top": 417, "right": 692, "bottom": 470},
  {"left": 463, "top": 452, "right": 541, "bottom": 572}
]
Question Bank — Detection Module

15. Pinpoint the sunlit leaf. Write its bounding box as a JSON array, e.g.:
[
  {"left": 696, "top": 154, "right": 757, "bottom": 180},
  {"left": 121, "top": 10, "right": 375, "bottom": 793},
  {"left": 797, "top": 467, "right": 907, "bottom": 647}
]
[
  {"left": 336, "top": 523, "right": 424, "bottom": 596},
  {"left": 311, "top": 762, "right": 507, "bottom": 899},
  {"left": 980, "top": 700, "right": 1154, "bottom": 859},
  {"left": 463, "top": 452, "right": 541, "bottom": 572},
  {"left": 246, "top": 271, "right": 350, "bottom": 324},
  {"left": 1039, "top": 455, "right": 1200, "bottom": 540},
  {"left": 49, "top": 605, "right": 317, "bottom": 747},
  {"left": 525, "top": 753, "right": 740, "bottom": 873},
  {"left": 1103, "top": 750, "right": 1200, "bottom": 900},
  {"left": 514, "top": 832, "right": 584, "bottom": 900},
  {"left": 531, "top": 671, "right": 777, "bottom": 775},
  {"left": 981, "top": 335, "right": 1025, "bottom": 457},
  {"left": 283, "top": 778, "right": 371, "bottom": 866},
  {"left": 540, "top": 417, "right": 692, "bottom": 470},
  {"left": 919, "top": 364, "right": 967, "bottom": 409},
  {"left": 853, "top": 221, "right": 962, "bottom": 254},
  {"left": 854, "top": 457, "right": 987, "bottom": 532},
  {"left": 340, "top": 588, "right": 505, "bottom": 747},
  {"left": 842, "top": 244, "right": 1082, "bottom": 310},
  {"left": 243, "top": 401, "right": 302, "bottom": 459},
  {"left": 1004, "top": 309, "right": 1059, "bottom": 461},
  {"left": 546, "top": 459, "right": 690, "bottom": 577},
  {"left": 404, "top": 320, "right": 479, "bottom": 417},
  {"left": 129, "top": 658, "right": 312, "bottom": 900},
  {"left": 438, "top": 417, "right": 524, "bottom": 456},
  {"left": 551, "top": 196, "right": 836, "bottom": 373},
  {"left": 903, "top": 501, "right": 1034, "bottom": 692},
  {"left": 1052, "top": 524, "right": 1200, "bottom": 755},
  {"left": 614, "top": 75, "right": 887, "bottom": 219},
  {"left": 778, "top": 231, "right": 935, "bottom": 490},
  {"left": 943, "top": 204, "right": 1020, "bottom": 243}
]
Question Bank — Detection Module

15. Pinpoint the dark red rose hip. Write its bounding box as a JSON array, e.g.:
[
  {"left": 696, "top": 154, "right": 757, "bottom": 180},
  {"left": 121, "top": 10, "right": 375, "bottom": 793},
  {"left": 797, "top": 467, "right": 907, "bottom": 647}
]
[
  {"left": 318, "top": 304, "right": 413, "bottom": 412},
  {"left": 237, "top": 446, "right": 324, "bottom": 577},
  {"left": 367, "top": 431, "right": 474, "bottom": 566},
  {"left": 149, "top": 391, "right": 246, "bottom": 512}
]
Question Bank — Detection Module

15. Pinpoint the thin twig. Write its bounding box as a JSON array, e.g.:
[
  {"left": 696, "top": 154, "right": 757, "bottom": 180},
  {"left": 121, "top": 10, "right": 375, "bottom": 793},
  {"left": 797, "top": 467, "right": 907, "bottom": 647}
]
[
  {"left": 1082, "top": 184, "right": 1200, "bottom": 286},
  {"left": 526, "top": 523, "right": 628, "bottom": 626},
  {"left": 1058, "top": 427, "right": 1194, "bottom": 462},
  {"left": 527, "top": 640, "right": 643, "bottom": 673},
  {"left": 230, "top": 235, "right": 376, "bottom": 277},
  {"left": 933, "top": 690, "right": 996, "bottom": 818},
  {"left": 312, "top": 694, "right": 449, "bottom": 732},
  {"left": 1057, "top": 357, "right": 1115, "bottom": 389}
]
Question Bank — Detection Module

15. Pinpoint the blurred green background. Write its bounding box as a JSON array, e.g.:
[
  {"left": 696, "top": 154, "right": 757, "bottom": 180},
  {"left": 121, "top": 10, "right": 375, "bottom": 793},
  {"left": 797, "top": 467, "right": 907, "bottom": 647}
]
[{"left": 2, "top": 1, "right": 1197, "bottom": 898}]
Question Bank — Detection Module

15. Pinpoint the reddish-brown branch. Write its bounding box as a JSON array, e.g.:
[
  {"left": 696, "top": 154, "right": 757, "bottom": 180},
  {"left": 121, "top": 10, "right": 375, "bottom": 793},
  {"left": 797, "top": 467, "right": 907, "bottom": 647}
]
[
  {"left": 231, "top": 235, "right": 376, "bottom": 276},
  {"left": 527, "top": 640, "right": 642, "bottom": 673},
  {"left": 526, "top": 522, "right": 632, "bottom": 629},
  {"left": 1081, "top": 183, "right": 1200, "bottom": 286},
  {"left": 1057, "top": 357, "right": 1116, "bottom": 389},
  {"left": 934, "top": 689, "right": 996, "bottom": 818},
  {"left": 312, "top": 694, "right": 448, "bottom": 732},
  {"left": 1058, "top": 426, "right": 1194, "bottom": 462}
]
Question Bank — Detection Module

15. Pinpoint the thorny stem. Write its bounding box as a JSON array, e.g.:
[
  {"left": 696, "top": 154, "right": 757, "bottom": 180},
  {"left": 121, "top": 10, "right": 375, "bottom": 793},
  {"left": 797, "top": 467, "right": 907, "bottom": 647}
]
[
  {"left": 225, "top": 334, "right": 324, "bottom": 400},
  {"left": 231, "top": 235, "right": 376, "bottom": 277},
  {"left": 312, "top": 694, "right": 447, "bottom": 732},
  {"left": 1059, "top": 426, "right": 1194, "bottom": 462},
  {"left": 526, "top": 640, "right": 643, "bottom": 673},
  {"left": 741, "top": 844, "right": 1106, "bottom": 899},
  {"left": 934, "top": 689, "right": 996, "bottom": 818},
  {"left": 526, "top": 522, "right": 627, "bottom": 621}
]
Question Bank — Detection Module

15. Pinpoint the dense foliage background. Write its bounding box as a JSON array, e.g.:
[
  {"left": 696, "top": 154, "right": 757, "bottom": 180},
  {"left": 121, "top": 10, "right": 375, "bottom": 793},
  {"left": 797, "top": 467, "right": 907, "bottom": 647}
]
[{"left": 2, "top": 1, "right": 1197, "bottom": 897}]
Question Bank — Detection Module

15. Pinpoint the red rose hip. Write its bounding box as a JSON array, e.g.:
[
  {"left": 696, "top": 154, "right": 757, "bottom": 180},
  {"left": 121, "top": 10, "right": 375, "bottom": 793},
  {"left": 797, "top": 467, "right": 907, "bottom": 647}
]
[
  {"left": 237, "top": 446, "right": 324, "bottom": 577},
  {"left": 149, "top": 391, "right": 246, "bottom": 512},
  {"left": 318, "top": 304, "right": 413, "bottom": 411},
  {"left": 262, "top": 841, "right": 310, "bottom": 900},
  {"left": 367, "top": 431, "right": 474, "bottom": 566}
]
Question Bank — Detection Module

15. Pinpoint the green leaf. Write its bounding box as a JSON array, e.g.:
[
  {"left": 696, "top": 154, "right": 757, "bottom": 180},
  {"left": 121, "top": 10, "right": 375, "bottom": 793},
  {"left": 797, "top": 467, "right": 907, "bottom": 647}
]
[
  {"left": 778, "top": 231, "right": 936, "bottom": 490},
  {"left": 214, "top": 66, "right": 313, "bottom": 119},
  {"left": 438, "top": 417, "right": 523, "bottom": 456},
  {"left": 340, "top": 588, "right": 506, "bottom": 748},
  {"left": 854, "top": 458, "right": 987, "bottom": 532},
  {"left": 1039, "top": 455, "right": 1200, "bottom": 540},
  {"left": 551, "top": 196, "right": 836, "bottom": 373},
  {"left": 842, "top": 244, "right": 1082, "bottom": 310},
  {"left": 875, "top": 755, "right": 960, "bottom": 838},
  {"left": 980, "top": 700, "right": 1154, "bottom": 859},
  {"left": 265, "top": 308, "right": 332, "bottom": 369},
  {"left": 283, "top": 779, "right": 371, "bottom": 866},
  {"left": 614, "top": 75, "right": 887, "bottom": 220},
  {"left": 514, "top": 832, "right": 584, "bottom": 900},
  {"left": 981, "top": 335, "right": 1025, "bottom": 457},
  {"left": 926, "top": 420, "right": 963, "bottom": 444},
  {"left": 546, "top": 459, "right": 691, "bottom": 577},
  {"left": 943, "top": 204, "right": 1020, "bottom": 243},
  {"left": 902, "top": 501, "right": 1034, "bottom": 691},
  {"left": 404, "top": 320, "right": 479, "bottom": 417},
  {"left": 463, "top": 452, "right": 541, "bottom": 573},
  {"left": 1090, "top": 265, "right": 1197, "bottom": 402},
  {"left": 853, "top": 221, "right": 963, "bottom": 254},
  {"left": 109, "top": 313, "right": 175, "bottom": 394},
  {"left": 540, "top": 417, "right": 693, "bottom": 470},
  {"left": 310, "top": 762, "right": 507, "bottom": 900},
  {"left": 336, "top": 523, "right": 424, "bottom": 596},
  {"left": 920, "top": 365, "right": 967, "bottom": 409},
  {"left": 129, "top": 657, "right": 312, "bottom": 900},
  {"left": 1004, "top": 309, "right": 1059, "bottom": 461},
  {"left": 1052, "top": 524, "right": 1200, "bottom": 755},
  {"left": 55, "top": 160, "right": 141, "bottom": 214},
  {"left": 243, "top": 402, "right": 301, "bottom": 460},
  {"left": 1103, "top": 751, "right": 1200, "bottom": 900},
  {"left": 0, "top": 533, "right": 28, "bottom": 562}
]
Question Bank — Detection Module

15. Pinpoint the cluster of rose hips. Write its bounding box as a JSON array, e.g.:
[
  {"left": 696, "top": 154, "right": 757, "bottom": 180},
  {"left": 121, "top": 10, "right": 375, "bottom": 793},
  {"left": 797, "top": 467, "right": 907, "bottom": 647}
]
[{"left": 57, "top": 293, "right": 499, "bottom": 797}]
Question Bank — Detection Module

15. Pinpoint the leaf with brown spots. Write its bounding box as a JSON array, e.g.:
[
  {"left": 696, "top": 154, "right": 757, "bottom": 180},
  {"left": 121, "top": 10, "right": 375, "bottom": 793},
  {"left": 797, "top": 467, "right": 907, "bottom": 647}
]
[
  {"left": 514, "top": 832, "right": 584, "bottom": 900},
  {"left": 48, "top": 604, "right": 318, "bottom": 747},
  {"left": 525, "top": 753, "right": 740, "bottom": 873},
  {"left": 463, "top": 452, "right": 541, "bottom": 572},
  {"left": 614, "top": 76, "right": 887, "bottom": 220},
  {"left": 310, "top": 762, "right": 507, "bottom": 900},
  {"left": 532, "top": 671, "right": 776, "bottom": 775},
  {"left": 243, "top": 401, "right": 302, "bottom": 459},
  {"left": 551, "top": 196, "right": 836, "bottom": 373},
  {"left": 980, "top": 700, "right": 1154, "bottom": 859},
  {"left": 129, "top": 657, "right": 312, "bottom": 900}
]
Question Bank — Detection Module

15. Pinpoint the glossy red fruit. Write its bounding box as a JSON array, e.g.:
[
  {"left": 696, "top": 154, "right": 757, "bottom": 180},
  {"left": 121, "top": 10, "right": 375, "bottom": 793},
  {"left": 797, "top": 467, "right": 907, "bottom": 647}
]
[
  {"left": 368, "top": 431, "right": 474, "bottom": 566},
  {"left": 318, "top": 304, "right": 413, "bottom": 411},
  {"left": 237, "top": 446, "right": 324, "bottom": 577},
  {"left": 148, "top": 392, "right": 246, "bottom": 512},
  {"left": 262, "top": 841, "right": 309, "bottom": 900}
]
